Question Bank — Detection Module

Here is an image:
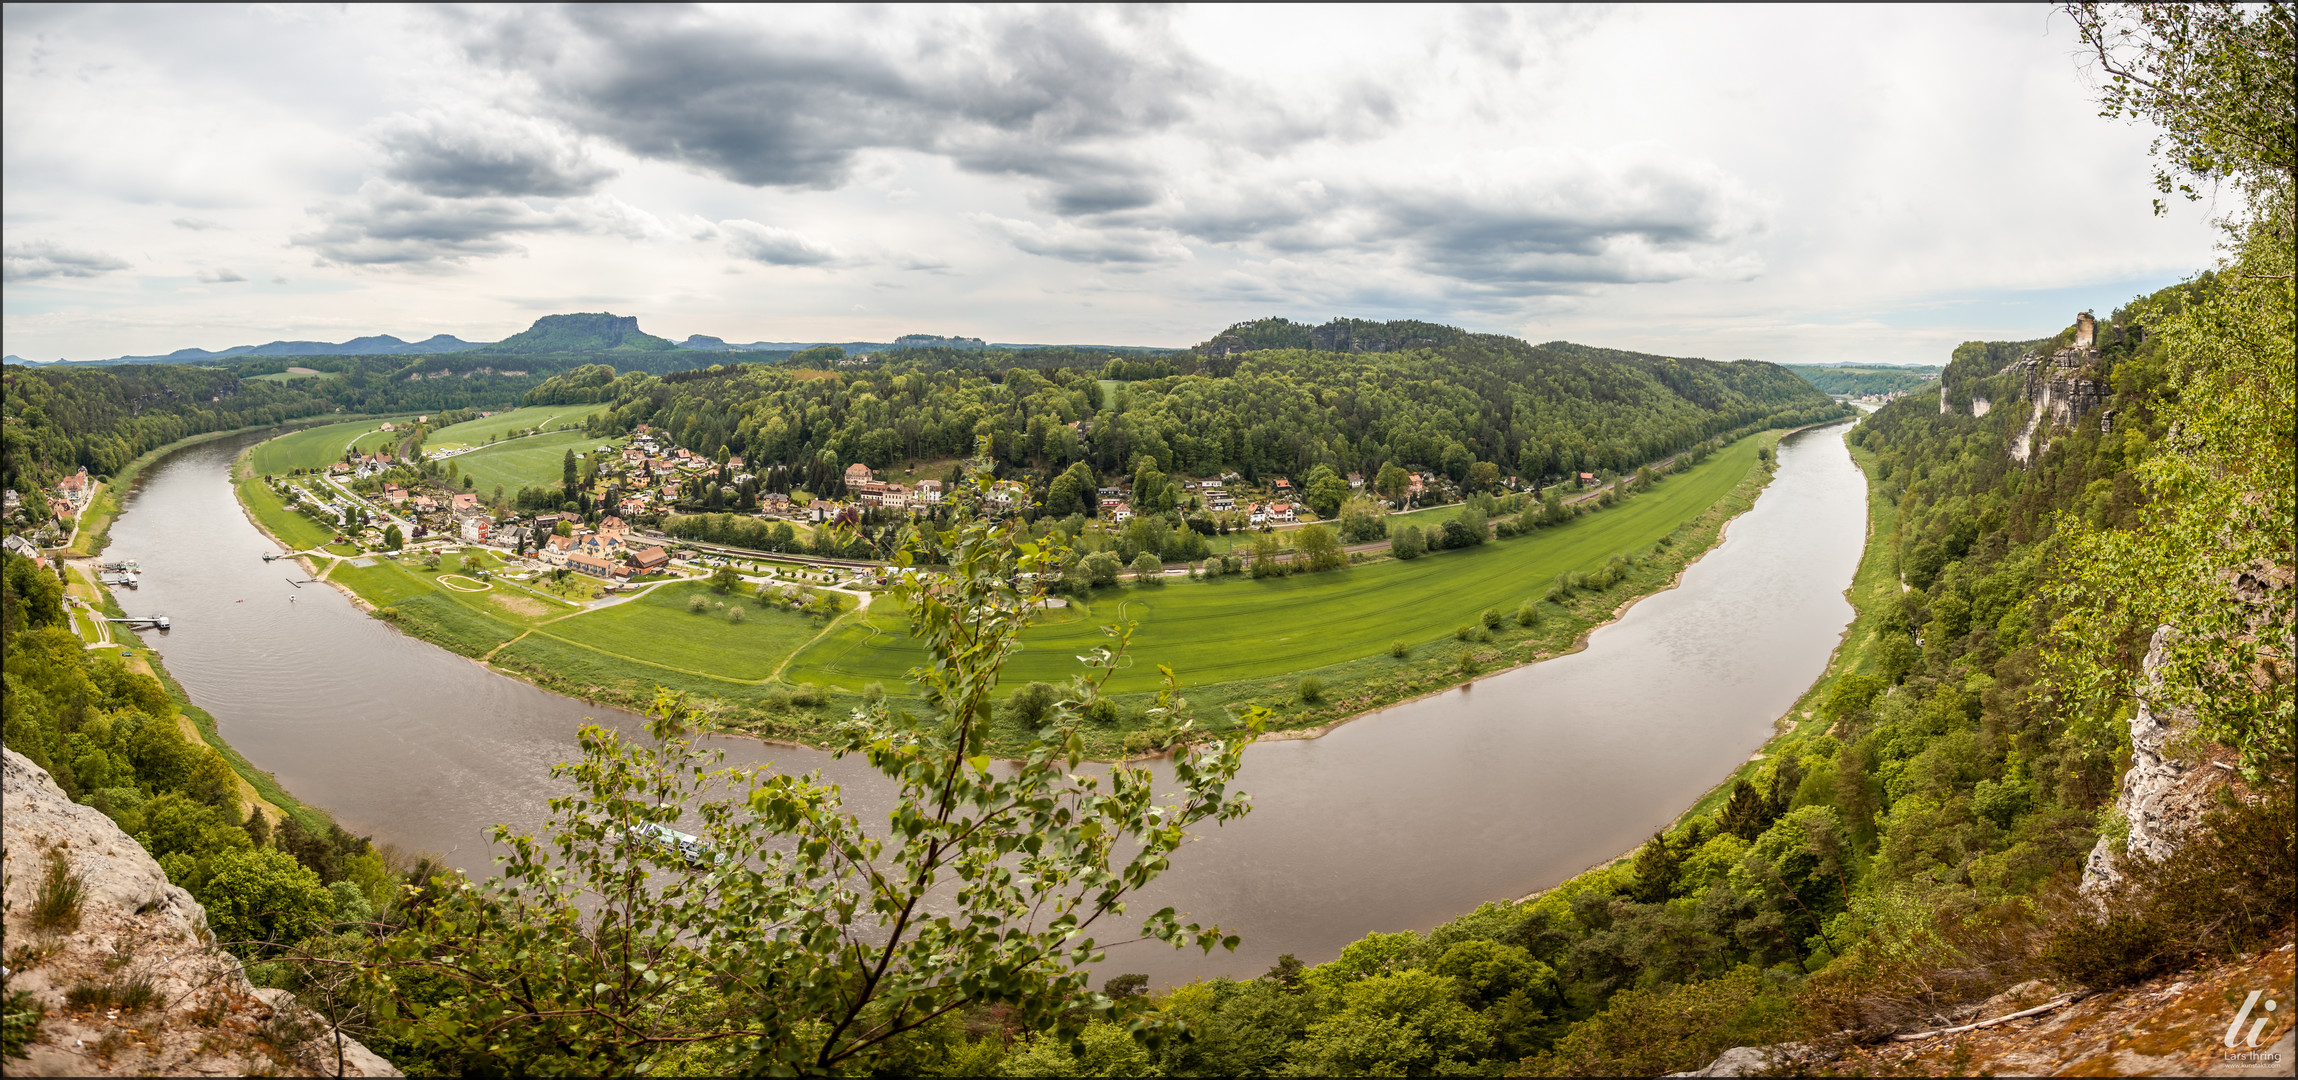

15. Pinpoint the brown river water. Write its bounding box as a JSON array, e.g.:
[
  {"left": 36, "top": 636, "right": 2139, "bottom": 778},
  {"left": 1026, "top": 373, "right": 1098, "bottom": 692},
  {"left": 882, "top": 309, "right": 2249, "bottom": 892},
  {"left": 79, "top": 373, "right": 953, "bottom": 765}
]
[{"left": 112, "top": 420, "right": 1865, "bottom": 987}]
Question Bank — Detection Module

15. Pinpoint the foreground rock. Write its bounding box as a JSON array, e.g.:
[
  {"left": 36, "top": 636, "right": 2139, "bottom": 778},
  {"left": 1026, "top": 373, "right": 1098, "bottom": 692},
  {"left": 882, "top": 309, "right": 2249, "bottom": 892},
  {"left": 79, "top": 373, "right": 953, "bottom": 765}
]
[{"left": 2, "top": 747, "right": 399, "bottom": 1076}]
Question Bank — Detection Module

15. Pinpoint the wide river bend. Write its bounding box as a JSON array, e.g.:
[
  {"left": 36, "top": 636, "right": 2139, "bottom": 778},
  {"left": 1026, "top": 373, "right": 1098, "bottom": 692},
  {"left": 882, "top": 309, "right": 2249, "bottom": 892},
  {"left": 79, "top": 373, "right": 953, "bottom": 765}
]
[{"left": 113, "top": 420, "right": 1866, "bottom": 986}]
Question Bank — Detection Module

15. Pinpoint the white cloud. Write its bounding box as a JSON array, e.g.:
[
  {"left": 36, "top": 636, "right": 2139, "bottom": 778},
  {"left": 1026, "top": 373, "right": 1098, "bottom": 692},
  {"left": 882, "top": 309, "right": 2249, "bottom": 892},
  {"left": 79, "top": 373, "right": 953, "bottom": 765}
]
[
  {"left": 3, "top": 239, "right": 130, "bottom": 282},
  {"left": 195, "top": 267, "right": 247, "bottom": 283},
  {"left": 1, "top": 4, "right": 2224, "bottom": 362}
]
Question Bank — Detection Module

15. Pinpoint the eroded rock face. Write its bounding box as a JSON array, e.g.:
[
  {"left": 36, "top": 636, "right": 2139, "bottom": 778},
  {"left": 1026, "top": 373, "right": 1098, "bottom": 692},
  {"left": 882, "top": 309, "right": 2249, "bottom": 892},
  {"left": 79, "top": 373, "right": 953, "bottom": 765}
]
[
  {"left": 2080, "top": 627, "right": 2231, "bottom": 898},
  {"left": 2, "top": 747, "right": 400, "bottom": 1076}
]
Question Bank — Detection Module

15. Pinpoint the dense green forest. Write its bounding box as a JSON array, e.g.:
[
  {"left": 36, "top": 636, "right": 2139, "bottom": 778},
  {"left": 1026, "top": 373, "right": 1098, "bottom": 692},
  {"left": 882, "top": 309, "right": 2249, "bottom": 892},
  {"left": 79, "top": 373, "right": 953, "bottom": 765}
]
[
  {"left": 1782, "top": 364, "right": 1945, "bottom": 397},
  {"left": 531, "top": 331, "right": 1844, "bottom": 488}
]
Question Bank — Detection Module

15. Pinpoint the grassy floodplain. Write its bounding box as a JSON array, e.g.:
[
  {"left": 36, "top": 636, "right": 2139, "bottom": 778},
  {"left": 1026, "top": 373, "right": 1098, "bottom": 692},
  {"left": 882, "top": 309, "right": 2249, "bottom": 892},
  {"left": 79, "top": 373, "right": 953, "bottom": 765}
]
[
  {"left": 424, "top": 404, "right": 605, "bottom": 452},
  {"left": 449, "top": 428, "right": 610, "bottom": 493},
  {"left": 785, "top": 435, "right": 1764, "bottom": 697},
  {"left": 229, "top": 419, "right": 1795, "bottom": 755},
  {"left": 247, "top": 417, "right": 416, "bottom": 475}
]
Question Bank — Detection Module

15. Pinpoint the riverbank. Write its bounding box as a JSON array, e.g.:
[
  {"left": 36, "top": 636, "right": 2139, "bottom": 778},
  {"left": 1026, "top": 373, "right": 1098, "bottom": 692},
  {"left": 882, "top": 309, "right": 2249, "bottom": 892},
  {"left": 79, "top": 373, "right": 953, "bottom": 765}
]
[
  {"left": 58, "top": 420, "right": 385, "bottom": 835},
  {"left": 1515, "top": 419, "right": 1889, "bottom": 899}
]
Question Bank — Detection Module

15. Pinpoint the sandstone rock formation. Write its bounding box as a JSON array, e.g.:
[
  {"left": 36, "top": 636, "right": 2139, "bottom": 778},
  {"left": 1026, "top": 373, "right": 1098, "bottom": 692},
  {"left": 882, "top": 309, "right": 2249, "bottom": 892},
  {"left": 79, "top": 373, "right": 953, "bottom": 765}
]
[
  {"left": 2006, "top": 313, "right": 2118, "bottom": 463},
  {"left": 2, "top": 747, "right": 399, "bottom": 1076},
  {"left": 2080, "top": 626, "right": 2237, "bottom": 898}
]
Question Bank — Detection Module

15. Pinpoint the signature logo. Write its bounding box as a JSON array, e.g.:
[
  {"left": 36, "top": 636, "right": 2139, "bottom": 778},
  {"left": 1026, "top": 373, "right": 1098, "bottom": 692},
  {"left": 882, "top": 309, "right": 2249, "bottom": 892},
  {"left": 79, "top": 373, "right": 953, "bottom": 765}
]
[{"left": 2226, "top": 989, "right": 2281, "bottom": 1049}]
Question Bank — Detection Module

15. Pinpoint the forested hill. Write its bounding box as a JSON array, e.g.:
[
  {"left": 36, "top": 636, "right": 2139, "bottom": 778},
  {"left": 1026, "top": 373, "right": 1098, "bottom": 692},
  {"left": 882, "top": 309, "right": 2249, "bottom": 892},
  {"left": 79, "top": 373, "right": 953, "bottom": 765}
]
[
  {"left": 0, "top": 360, "right": 536, "bottom": 495},
  {"left": 530, "top": 327, "right": 1846, "bottom": 484},
  {"left": 1782, "top": 363, "right": 1945, "bottom": 397}
]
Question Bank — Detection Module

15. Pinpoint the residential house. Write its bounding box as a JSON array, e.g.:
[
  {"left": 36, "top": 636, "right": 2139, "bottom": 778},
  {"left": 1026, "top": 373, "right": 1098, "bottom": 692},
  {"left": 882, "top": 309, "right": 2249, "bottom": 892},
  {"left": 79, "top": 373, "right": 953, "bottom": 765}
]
[
  {"left": 915, "top": 480, "right": 942, "bottom": 503},
  {"left": 726, "top": 456, "right": 744, "bottom": 470},
  {"left": 1268, "top": 502, "right": 1297, "bottom": 524},
  {"left": 56, "top": 467, "right": 92, "bottom": 504},
  {"left": 627, "top": 546, "right": 671, "bottom": 574},
  {"left": 1247, "top": 502, "right": 1268, "bottom": 526},
  {"left": 451, "top": 492, "right": 481, "bottom": 516},
  {"left": 1107, "top": 501, "right": 1134, "bottom": 523},
  {"left": 541, "top": 534, "right": 574, "bottom": 566},
  {"left": 846, "top": 463, "right": 874, "bottom": 486},
  {"left": 1, "top": 489, "right": 19, "bottom": 511},
  {"left": 1578, "top": 472, "right": 1597, "bottom": 487},
  {"left": 459, "top": 515, "right": 493, "bottom": 543},
  {"left": 568, "top": 551, "right": 618, "bottom": 579},
  {"left": 598, "top": 516, "right": 629, "bottom": 541},
  {"left": 1347, "top": 472, "right": 1365, "bottom": 489},
  {"left": 381, "top": 484, "right": 408, "bottom": 506},
  {"left": 410, "top": 495, "right": 439, "bottom": 512}
]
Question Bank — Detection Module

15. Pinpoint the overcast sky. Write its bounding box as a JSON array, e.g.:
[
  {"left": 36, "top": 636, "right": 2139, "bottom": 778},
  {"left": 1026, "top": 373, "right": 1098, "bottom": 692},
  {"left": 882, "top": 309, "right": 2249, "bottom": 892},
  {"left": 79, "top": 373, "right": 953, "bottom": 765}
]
[{"left": 2, "top": 4, "right": 2225, "bottom": 364}]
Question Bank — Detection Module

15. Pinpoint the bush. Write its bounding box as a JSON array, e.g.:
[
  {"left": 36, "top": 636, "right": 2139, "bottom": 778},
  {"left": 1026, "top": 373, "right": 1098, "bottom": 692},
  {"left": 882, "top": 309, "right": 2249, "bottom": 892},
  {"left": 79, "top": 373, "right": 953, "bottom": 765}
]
[
  {"left": 688, "top": 595, "right": 708, "bottom": 613},
  {"left": 31, "top": 851, "right": 84, "bottom": 934},
  {"left": 726, "top": 606, "right": 745, "bottom": 624},
  {"left": 1454, "top": 625, "right": 1475, "bottom": 642},
  {"left": 1390, "top": 640, "right": 1409, "bottom": 659},
  {"left": 1481, "top": 608, "right": 1504, "bottom": 630},
  {"left": 1298, "top": 676, "right": 1324, "bottom": 704},
  {"left": 1458, "top": 652, "right": 1478, "bottom": 675},
  {"left": 2040, "top": 912, "right": 2170, "bottom": 989},
  {"left": 1515, "top": 602, "right": 1541, "bottom": 628}
]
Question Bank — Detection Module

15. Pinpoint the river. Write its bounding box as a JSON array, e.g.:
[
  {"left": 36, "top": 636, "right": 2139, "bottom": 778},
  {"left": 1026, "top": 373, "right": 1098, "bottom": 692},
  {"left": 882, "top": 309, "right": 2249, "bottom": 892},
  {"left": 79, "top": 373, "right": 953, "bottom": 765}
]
[{"left": 112, "top": 419, "right": 1866, "bottom": 987}]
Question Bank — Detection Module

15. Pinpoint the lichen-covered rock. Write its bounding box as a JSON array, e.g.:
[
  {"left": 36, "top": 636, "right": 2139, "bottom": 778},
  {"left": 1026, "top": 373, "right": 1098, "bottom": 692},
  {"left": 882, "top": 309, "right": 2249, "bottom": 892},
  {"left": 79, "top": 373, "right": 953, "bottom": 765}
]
[{"left": 2, "top": 747, "right": 400, "bottom": 1076}]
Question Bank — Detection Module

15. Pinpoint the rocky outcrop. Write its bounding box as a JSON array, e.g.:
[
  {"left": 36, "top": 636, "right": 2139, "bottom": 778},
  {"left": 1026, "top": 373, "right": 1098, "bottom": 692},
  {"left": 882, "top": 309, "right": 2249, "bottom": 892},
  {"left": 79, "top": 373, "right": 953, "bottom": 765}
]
[
  {"left": 2006, "top": 313, "right": 2120, "bottom": 463},
  {"left": 2, "top": 748, "right": 399, "bottom": 1076},
  {"left": 2080, "top": 627, "right": 2234, "bottom": 898}
]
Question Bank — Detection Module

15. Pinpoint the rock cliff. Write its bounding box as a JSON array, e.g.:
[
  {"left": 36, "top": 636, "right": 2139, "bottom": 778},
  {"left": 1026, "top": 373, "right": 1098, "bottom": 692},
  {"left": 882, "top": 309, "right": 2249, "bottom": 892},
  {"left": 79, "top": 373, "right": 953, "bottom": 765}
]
[
  {"left": 2, "top": 748, "right": 399, "bottom": 1076},
  {"left": 2006, "top": 312, "right": 2122, "bottom": 463},
  {"left": 2080, "top": 627, "right": 2236, "bottom": 897}
]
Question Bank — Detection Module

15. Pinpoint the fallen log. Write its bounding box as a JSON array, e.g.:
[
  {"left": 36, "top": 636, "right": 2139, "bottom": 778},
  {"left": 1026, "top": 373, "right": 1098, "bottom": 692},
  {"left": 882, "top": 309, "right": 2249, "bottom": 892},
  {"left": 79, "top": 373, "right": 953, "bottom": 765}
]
[{"left": 1890, "top": 995, "right": 2080, "bottom": 1042}]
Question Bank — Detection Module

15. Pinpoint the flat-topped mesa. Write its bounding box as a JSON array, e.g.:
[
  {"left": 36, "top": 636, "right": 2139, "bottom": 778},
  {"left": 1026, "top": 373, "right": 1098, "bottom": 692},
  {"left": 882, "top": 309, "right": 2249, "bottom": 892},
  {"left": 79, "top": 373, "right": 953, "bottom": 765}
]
[{"left": 2006, "top": 311, "right": 2124, "bottom": 463}]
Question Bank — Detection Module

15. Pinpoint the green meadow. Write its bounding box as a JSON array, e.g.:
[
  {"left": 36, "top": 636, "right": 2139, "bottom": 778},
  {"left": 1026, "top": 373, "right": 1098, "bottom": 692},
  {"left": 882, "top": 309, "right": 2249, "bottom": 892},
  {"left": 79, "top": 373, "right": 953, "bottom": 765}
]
[
  {"left": 235, "top": 475, "right": 340, "bottom": 550},
  {"left": 783, "top": 435, "right": 1763, "bottom": 696},
  {"left": 424, "top": 404, "right": 605, "bottom": 452},
  {"left": 449, "top": 429, "right": 606, "bottom": 493},
  {"left": 522, "top": 581, "right": 836, "bottom": 681},
  {"left": 248, "top": 369, "right": 340, "bottom": 382},
  {"left": 247, "top": 418, "right": 413, "bottom": 475}
]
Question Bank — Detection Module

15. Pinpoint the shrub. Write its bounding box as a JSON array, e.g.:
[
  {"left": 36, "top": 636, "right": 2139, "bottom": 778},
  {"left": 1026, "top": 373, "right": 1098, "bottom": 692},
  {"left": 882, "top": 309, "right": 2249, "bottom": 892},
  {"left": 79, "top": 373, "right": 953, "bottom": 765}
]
[
  {"left": 1527, "top": 966, "right": 1796, "bottom": 1078},
  {"left": 1298, "top": 676, "right": 1324, "bottom": 704},
  {"left": 1389, "top": 640, "right": 1409, "bottom": 659},
  {"left": 688, "top": 595, "right": 708, "bottom": 613},
  {"left": 1481, "top": 607, "right": 1504, "bottom": 630},
  {"left": 1458, "top": 652, "right": 1478, "bottom": 675},
  {"left": 31, "top": 851, "right": 84, "bottom": 934},
  {"left": 1453, "top": 625, "right": 1475, "bottom": 642},
  {"left": 1515, "top": 602, "right": 1541, "bottom": 628},
  {"left": 861, "top": 682, "right": 886, "bottom": 704},
  {"left": 64, "top": 976, "right": 164, "bottom": 1013},
  {"left": 789, "top": 684, "right": 826, "bottom": 708},
  {"left": 726, "top": 606, "right": 745, "bottom": 624},
  {"left": 2040, "top": 912, "right": 2169, "bottom": 989}
]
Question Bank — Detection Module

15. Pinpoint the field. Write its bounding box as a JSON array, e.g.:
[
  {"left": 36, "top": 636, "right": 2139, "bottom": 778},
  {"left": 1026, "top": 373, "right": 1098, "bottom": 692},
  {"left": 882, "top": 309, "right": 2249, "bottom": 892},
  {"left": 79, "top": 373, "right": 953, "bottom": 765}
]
[
  {"left": 424, "top": 404, "right": 605, "bottom": 452},
  {"left": 524, "top": 581, "right": 836, "bottom": 681},
  {"left": 448, "top": 429, "right": 606, "bottom": 493},
  {"left": 247, "top": 418, "right": 413, "bottom": 475},
  {"left": 235, "top": 475, "right": 340, "bottom": 550},
  {"left": 249, "top": 369, "right": 339, "bottom": 382},
  {"left": 783, "top": 436, "right": 1764, "bottom": 696}
]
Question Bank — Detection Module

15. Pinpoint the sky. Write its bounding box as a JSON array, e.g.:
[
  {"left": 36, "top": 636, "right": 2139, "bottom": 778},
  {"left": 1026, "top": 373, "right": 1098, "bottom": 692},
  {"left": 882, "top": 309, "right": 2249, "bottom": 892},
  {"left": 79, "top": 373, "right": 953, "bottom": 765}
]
[{"left": 1, "top": 3, "right": 2228, "bottom": 365}]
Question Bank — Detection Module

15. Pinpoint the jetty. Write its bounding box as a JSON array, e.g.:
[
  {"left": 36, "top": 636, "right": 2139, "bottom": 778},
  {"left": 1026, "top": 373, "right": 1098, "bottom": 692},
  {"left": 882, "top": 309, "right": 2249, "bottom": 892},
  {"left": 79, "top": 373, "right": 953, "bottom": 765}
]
[{"left": 105, "top": 614, "right": 171, "bottom": 630}]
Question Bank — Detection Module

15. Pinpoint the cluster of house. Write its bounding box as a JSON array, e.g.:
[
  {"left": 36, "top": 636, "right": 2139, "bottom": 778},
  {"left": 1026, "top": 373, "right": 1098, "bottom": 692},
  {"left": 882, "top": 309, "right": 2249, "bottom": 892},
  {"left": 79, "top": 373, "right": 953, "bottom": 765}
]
[
  {"left": 328, "top": 448, "right": 398, "bottom": 479},
  {"left": 533, "top": 515, "right": 673, "bottom": 579},
  {"left": 22, "top": 467, "right": 98, "bottom": 529},
  {"left": 843, "top": 463, "right": 944, "bottom": 512}
]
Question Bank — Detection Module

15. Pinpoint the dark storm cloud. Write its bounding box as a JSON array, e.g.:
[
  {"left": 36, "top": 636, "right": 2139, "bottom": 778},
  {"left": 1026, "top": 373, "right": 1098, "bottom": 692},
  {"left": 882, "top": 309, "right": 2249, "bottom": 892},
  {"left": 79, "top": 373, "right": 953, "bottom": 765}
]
[
  {"left": 2, "top": 239, "right": 131, "bottom": 282},
  {"left": 459, "top": 6, "right": 1204, "bottom": 212},
  {"left": 375, "top": 109, "right": 616, "bottom": 198}
]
